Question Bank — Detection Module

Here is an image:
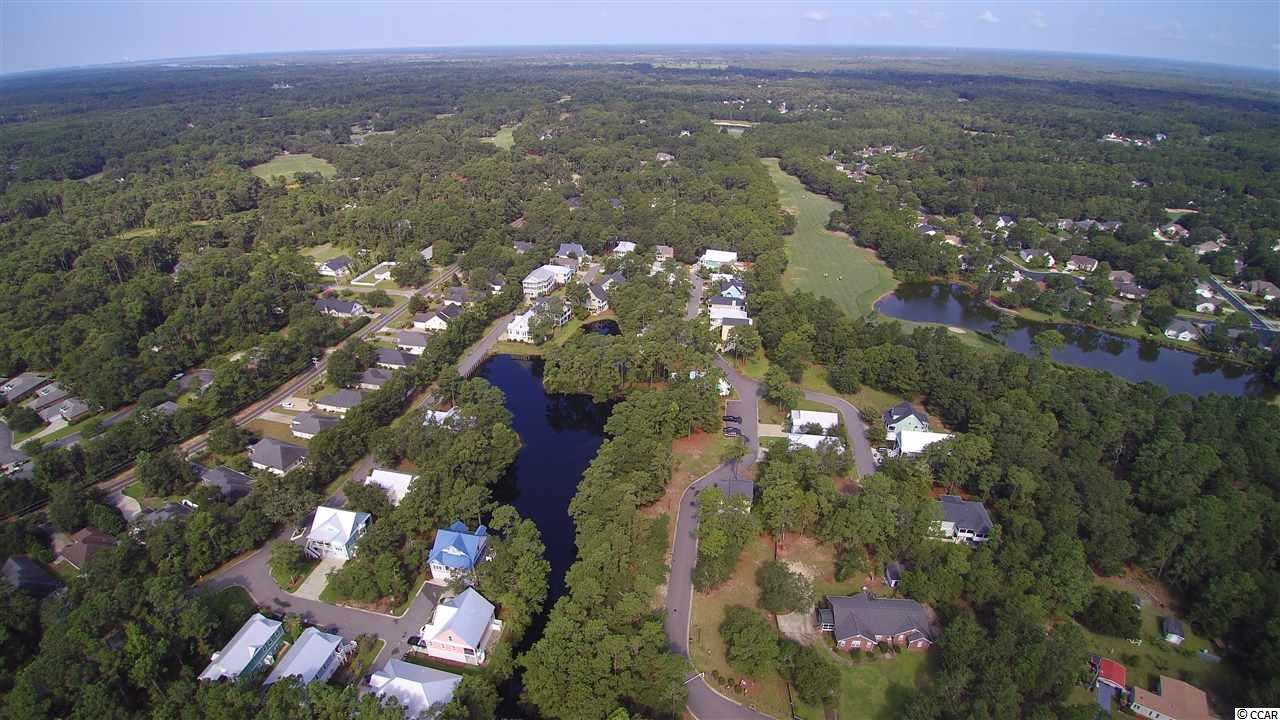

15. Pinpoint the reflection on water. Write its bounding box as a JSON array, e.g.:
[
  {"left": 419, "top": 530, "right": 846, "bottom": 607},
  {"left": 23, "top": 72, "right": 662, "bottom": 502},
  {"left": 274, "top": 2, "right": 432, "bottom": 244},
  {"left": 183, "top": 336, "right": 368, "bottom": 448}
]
[{"left": 875, "top": 283, "right": 1265, "bottom": 397}]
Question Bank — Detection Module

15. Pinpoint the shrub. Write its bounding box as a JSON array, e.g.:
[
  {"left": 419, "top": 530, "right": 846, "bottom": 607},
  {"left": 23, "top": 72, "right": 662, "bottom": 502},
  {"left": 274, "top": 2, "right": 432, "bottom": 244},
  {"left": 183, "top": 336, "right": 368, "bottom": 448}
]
[{"left": 7, "top": 406, "right": 42, "bottom": 434}]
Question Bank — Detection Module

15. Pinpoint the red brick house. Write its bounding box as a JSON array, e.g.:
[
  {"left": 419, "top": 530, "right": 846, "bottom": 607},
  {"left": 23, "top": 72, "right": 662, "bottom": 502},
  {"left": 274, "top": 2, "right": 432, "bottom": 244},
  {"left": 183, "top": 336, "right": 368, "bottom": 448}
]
[{"left": 818, "top": 592, "right": 935, "bottom": 652}]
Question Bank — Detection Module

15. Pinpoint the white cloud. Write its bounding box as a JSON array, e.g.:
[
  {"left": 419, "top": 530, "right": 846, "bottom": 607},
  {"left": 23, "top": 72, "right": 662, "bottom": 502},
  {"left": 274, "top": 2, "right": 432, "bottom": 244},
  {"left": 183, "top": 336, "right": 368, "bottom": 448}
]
[
  {"left": 978, "top": 9, "right": 1000, "bottom": 24},
  {"left": 875, "top": 10, "right": 893, "bottom": 21},
  {"left": 1030, "top": 10, "right": 1047, "bottom": 29},
  {"left": 801, "top": 9, "right": 830, "bottom": 22},
  {"left": 1147, "top": 20, "right": 1186, "bottom": 40}
]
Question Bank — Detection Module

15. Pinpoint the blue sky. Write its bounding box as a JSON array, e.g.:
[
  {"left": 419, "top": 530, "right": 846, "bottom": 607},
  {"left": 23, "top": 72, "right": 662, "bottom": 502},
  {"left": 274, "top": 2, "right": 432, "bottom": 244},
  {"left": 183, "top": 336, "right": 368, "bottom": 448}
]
[{"left": 2, "top": 1, "right": 1277, "bottom": 75}]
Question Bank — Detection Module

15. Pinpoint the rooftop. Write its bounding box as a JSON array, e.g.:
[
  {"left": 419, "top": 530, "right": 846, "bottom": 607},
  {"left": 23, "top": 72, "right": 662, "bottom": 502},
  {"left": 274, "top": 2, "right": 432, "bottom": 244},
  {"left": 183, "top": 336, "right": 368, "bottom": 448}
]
[
  {"left": 199, "top": 613, "right": 283, "bottom": 682},
  {"left": 264, "top": 627, "right": 344, "bottom": 686}
]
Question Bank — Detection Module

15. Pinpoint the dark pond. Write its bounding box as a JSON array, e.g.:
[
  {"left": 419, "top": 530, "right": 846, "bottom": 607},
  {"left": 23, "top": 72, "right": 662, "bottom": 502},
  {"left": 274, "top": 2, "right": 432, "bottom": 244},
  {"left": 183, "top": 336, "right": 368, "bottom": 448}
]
[
  {"left": 581, "top": 318, "right": 621, "bottom": 336},
  {"left": 875, "top": 283, "right": 1267, "bottom": 398},
  {"left": 477, "top": 354, "right": 612, "bottom": 716}
]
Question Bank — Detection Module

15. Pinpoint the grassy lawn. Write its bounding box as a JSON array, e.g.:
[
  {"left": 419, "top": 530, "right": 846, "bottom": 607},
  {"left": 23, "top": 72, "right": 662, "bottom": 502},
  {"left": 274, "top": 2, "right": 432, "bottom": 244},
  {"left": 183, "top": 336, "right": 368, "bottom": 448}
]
[
  {"left": 403, "top": 652, "right": 485, "bottom": 676},
  {"left": 733, "top": 352, "right": 908, "bottom": 426},
  {"left": 206, "top": 586, "right": 257, "bottom": 627},
  {"left": 250, "top": 153, "right": 336, "bottom": 181},
  {"left": 690, "top": 534, "right": 794, "bottom": 720},
  {"left": 246, "top": 418, "right": 305, "bottom": 446},
  {"left": 481, "top": 125, "right": 517, "bottom": 149},
  {"left": 759, "top": 396, "right": 832, "bottom": 427},
  {"left": 332, "top": 635, "right": 385, "bottom": 685},
  {"left": 825, "top": 650, "right": 931, "bottom": 720},
  {"left": 301, "top": 243, "right": 349, "bottom": 263},
  {"left": 271, "top": 554, "right": 320, "bottom": 593},
  {"left": 1082, "top": 578, "right": 1235, "bottom": 700},
  {"left": 762, "top": 157, "right": 897, "bottom": 319}
]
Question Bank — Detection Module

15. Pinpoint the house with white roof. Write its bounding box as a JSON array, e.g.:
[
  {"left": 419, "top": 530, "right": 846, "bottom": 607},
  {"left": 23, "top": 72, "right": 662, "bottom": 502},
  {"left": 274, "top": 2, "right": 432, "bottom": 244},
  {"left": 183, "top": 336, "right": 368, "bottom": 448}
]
[
  {"left": 786, "top": 434, "right": 845, "bottom": 453},
  {"left": 789, "top": 410, "right": 840, "bottom": 434},
  {"left": 417, "top": 587, "right": 502, "bottom": 666},
  {"left": 264, "top": 627, "right": 352, "bottom": 686},
  {"left": 889, "top": 430, "right": 953, "bottom": 458},
  {"left": 368, "top": 659, "right": 463, "bottom": 718},
  {"left": 613, "top": 240, "right": 636, "bottom": 255},
  {"left": 305, "top": 507, "right": 371, "bottom": 560},
  {"left": 700, "top": 249, "right": 738, "bottom": 269},
  {"left": 429, "top": 521, "right": 489, "bottom": 582},
  {"left": 708, "top": 305, "right": 750, "bottom": 328},
  {"left": 522, "top": 266, "right": 559, "bottom": 298},
  {"left": 198, "top": 613, "right": 284, "bottom": 682},
  {"left": 423, "top": 407, "right": 459, "bottom": 427},
  {"left": 366, "top": 469, "right": 416, "bottom": 506}
]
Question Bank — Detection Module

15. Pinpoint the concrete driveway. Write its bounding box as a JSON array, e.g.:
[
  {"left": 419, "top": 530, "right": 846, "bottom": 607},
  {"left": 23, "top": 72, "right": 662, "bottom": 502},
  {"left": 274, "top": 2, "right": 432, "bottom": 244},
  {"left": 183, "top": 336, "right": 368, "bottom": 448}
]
[{"left": 203, "top": 530, "right": 440, "bottom": 671}]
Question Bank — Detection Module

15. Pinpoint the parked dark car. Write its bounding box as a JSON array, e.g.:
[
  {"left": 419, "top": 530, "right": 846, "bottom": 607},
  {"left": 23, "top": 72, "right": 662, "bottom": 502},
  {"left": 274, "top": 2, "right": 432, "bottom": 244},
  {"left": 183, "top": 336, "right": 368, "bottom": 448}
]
[
  {"left": 722, "top": 427, "right": 741, "bottom": 437},
  {"left": 722, "top": 415, "right": 742, "bottom": 423}
]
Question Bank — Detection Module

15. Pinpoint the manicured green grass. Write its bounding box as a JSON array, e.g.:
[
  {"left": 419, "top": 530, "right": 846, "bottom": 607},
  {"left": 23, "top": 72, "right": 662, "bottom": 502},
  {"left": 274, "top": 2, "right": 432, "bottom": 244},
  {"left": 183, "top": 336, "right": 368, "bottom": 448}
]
[
  {"left": 271, "top": 554, "right": 320, "bottom": 594},
  {"left": 206, "top": 586, "right": 257, "bottom": 627},
  {"left": 403, "top": 652, "right": 485, "bottom": 676},
  {"left": 481, "top": 125, "right": 517, "bottom": 149},
  {"left": 301, "top": 243, "right": 348, "bottom": 263},
  {"left": 250, "top": 153, "right": 336, "bottom": 181},
  {"left": 122, "top": 481, "right": 147, "bottom": 501},
  {"left": 762, "top": 158, "right": 897, "bottom": 318},
  {"left": 825, "top": 650, "right": 931, "bottom": 720}
]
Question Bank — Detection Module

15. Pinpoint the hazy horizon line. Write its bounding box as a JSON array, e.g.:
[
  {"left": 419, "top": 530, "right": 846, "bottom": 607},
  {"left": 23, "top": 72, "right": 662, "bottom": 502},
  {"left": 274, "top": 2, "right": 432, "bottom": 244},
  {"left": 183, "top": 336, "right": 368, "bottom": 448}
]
[{"left": 3, "top": 42, "right": 1276, "bottom": 82}]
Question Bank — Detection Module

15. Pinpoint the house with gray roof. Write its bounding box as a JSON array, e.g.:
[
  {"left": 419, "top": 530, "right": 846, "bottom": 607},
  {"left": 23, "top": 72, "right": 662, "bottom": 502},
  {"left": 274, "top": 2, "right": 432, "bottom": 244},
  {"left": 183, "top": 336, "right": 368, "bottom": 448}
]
[
  {"left": 317, "top": 255, "right": 354, "bottom": 277},
  {"left": 934, "top": 495, "right": 994, "bottom": 545},
  {"left": 264, "top": 627, "right": 351, "bottom": 686},
  {"left": 314, "top": 389, "right": 365, "bottom": 415},
  {"left": 376, "top": 348, "right": 414, "bottom": 370},
  {"left": 556, "top": 243, "right": 588, "bottom": 260},
  {"left": 248, "top": 438, "right": 308, "bottom": 475},
  {"left": 397, "top": 330, "right": 430, "bottom": 356},
  {"left": 358, "top": 367, "right": 394, "bottom": 391},
  {"left": 2, "top": 556, "right": 60, "bottom": 598},
  {"left": 819, "top": 592, "right": 934, "bottom": 651},
  {"left": 198, "top": 613, "right": 284, "bottom": 682},
  {"left": 586, "top": 283, "right": 609, "bottom": 314},
  {"left": 417, "top": 587, "right": 501, "bottom": 666},
  {"left": 199, "top": 465, "right": 254, "bottom": 504},
  {"left": 23, "top": 382, "right": 70, "bottom": 412},
  {"left": 883, "top": 401, "right": 929, "bottom": 437},
  {"left": 315, "top": 297, "right": 365, "bottom": 318},
  {"left": 178, "top": 368, "right": 216, "bottom": 394},
  {"left": 0, "top": 372, "right": 51, "bottom": 404},
  {"left": 442, "top": 286, "right": 483, "bottom": 307},
  {"left": 290, "top": 411, "right": 340, "bottom": 439},
  {"left": 511, "top": 240, "right": 533, "bottom": 254},
  {"left": 1164, "top": 319, "right": 1202, "bottom": 342}
]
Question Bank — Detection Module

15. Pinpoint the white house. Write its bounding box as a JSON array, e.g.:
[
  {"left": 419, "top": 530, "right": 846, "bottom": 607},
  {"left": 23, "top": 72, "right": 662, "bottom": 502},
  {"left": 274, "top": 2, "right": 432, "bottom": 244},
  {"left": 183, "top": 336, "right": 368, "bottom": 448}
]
[
  {"left": 198, "top": 614, "right": 284, "bottom": 682},
  {"left": 506, "top": 309, "right": 537, "bottom": 343},
  {"left": 397, "top": 330, "right": 430, "bottom": 356},
  {"left": 368, "top": 659, "right": 463, "bottom": 719},
  {"left": 314, "top": 389, "right": 365, "bottom": 415},
  {"left": 1018, "top": 249, "right": 1055, "bottom": 267},
  {"left": 305, "top": 507, "right": 371, "bottom": 560},
  {"left": 786, "top": 434, "right": 845, "bottom": 453},
  {"left": 419, "top": 245, "right": 434, "bottom": 262},
  {"left": 1194, "top": 300, "right": 1226, "bottom": 314},
  {"left": 890, "top": 430, "right": 953, "bottom": 458},
  {"left": 613, "top": 240, "right": 636, "bottom": 255},
  {"left": 1193, "top": 282, "right": 1215, "bottom": 299},
  {"left": 317, "top": 256, "right": 354, "bottom": 278},
  {"left": 1164, "top": 319, "right": 1201, "bottom": 342},
  {"left": 423, "top": 407, "right": 459, "bottom": 426},
  {"left": 417, "top": 588, "right": 502, "bottom": 666},
  {"left": 315, "top": 297, "right": 365, "bottom": 318},
  {"left": 366, "top": 469, "right": 416, "bottom": 506},
  {"left": 1066, "top": 255, "right": 1099, "bottom": 273},
  {"left": 708, "top": 305, "right": 750, "bottom": 328},
  {"left": 700, "top": 249, "right": 738, "bottom": 269},
  {"left": 522, "top": 265, "right": 573, "bottom": 298},
  {"left": 264, "top": 627, "right": 352, "bottom": 686},
  {"left": 413, "top": 304, "right": 462, "bottom": 333},
  {"left": 789, "top": 410, "right": 840, "bottom": 434}
]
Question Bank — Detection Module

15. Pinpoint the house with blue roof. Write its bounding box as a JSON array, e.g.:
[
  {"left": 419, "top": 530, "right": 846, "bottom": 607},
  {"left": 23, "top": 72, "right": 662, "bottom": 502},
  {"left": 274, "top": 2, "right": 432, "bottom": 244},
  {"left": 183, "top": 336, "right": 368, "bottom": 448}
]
[{"left": 429, "top": 521, "right": 489, "bottom": 582}]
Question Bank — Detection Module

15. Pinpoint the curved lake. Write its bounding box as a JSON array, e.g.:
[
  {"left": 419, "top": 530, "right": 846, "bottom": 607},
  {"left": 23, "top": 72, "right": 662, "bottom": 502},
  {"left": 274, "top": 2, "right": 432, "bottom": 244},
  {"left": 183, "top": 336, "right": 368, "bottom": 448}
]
[
  {"left": 478, "top": 354, "right": 612, "bottom": 716},
  {"left": 875, "top": 283, "right": 1267, "bottom": 398}
]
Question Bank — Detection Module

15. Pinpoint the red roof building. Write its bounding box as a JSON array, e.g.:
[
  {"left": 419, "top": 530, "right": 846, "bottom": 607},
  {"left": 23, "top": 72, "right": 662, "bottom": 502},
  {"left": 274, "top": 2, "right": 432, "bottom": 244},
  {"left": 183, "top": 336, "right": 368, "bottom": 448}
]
[{"left": 1096, "top": 657, "right": 1127, "bottom": 691}]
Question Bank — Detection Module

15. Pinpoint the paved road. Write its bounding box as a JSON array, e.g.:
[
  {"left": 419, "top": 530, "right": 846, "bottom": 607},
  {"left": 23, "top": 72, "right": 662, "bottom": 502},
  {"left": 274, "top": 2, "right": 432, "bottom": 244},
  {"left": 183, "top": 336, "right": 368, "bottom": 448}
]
[
  {"left": 0, "top": 421, "right": 26, "bottom": 471},
  {"left": 686, "top": 272, "right": 705, "bottom": 321},
  {"left": 802, "top": 390, "right": 877, "bottom": 479},
  {"left": 1207, "top": 276, "right": 1278, "bottom": 338},
  {"left": 457, "top": 313, "right": 514, "bottom": 378},
  {"left": 45, "top": 266, "right": 461, "bottom": 512},
  {"left": 203, "top": 531, "right": 440, "bottom": 671}
]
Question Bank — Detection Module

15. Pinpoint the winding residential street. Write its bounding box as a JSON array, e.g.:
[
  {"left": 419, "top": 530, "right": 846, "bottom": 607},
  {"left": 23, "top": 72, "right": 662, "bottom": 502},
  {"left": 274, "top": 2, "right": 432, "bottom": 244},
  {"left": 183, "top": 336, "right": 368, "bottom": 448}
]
[{"left": 669, "top": 266, "right": 877, "bottom": 717}]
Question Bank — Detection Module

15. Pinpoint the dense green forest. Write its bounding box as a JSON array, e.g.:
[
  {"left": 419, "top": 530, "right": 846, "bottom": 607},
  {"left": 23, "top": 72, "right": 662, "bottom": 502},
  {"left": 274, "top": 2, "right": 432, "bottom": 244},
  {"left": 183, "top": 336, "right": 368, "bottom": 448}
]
[{"left": 2, "top": 54, "right": 1279, "bottom": 718}]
